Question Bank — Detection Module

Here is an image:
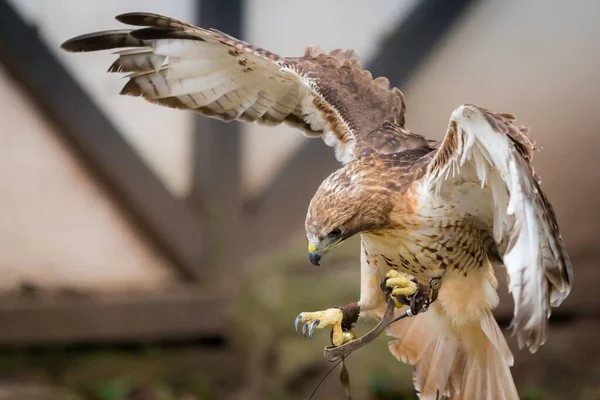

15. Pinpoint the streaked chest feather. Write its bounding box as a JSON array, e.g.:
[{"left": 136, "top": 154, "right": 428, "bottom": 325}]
[{"left": 362, "top": 209, "right": 487, "bottom": 283}]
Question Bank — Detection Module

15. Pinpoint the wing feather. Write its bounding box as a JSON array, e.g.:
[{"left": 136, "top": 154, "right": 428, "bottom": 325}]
[
  {"left": 61, "top": 12, "right": 422, "bottom": 163},
  {"left": 424, "top": 105, "right": 572, "bottom": 353}
]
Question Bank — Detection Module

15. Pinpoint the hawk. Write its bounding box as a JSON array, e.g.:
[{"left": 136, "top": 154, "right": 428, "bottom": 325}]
[{"left": 62, "top": 13, "right": 573, "bottom": 399}]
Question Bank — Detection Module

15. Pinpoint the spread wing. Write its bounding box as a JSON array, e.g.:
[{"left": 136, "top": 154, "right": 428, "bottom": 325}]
[
  {"left": 424, "top": 104, "right": 573, "bottom": 353},
  {"left": 61, "top": 12, "right": 429, "bottom": 164}
]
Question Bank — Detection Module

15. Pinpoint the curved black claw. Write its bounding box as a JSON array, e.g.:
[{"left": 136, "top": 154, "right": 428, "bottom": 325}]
[
  {"left": 308, "top": 319, "right": 319, "bottom": 340},
  {"left": 379, "top": 276, "right": 390, "bottom": 294},
  {"left": 294, "top": 314, "right": 303, "bottom": 334},
  {"left": 300, "top": 320, "right": 320, "bottom": 340}
]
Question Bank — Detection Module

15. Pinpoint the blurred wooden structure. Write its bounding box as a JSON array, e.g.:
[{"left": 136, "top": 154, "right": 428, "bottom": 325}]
[{"left": 0, "top": 0, "right": 238, "bottom": 345}]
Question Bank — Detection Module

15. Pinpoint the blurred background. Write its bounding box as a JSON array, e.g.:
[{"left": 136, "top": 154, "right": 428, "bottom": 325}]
[{"left": 0, "top": 0, "right": 599, "bottom": 399}]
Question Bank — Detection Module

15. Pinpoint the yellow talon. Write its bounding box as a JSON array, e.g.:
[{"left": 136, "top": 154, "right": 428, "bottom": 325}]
[
  {"left": 391, "top": 284, "right": 418, "bottom": 297},
  {"left": 386, "top": 270, "right": 403, "bottom": 279},
  {"left": 385, "top": 270, "right": 418, "bottom": 307},
  {"left": 386, "top": 277, "right": 418, "bottom": 295},
  {"left": 295, "top": 308, "right": 345, "bottom": 346}
]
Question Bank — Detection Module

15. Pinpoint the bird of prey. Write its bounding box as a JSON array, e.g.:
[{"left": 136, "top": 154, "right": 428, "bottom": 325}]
[{"left": 62, "top": 13, "right": 573, "bottom": 399}]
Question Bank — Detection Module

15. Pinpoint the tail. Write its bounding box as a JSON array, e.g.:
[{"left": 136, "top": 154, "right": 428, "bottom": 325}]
[{"left": 386, "top": 304, "right": 519, "bottom": 399}]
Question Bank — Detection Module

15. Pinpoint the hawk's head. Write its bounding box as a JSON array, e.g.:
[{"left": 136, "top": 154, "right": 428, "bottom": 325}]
[{"left": 305, "top": 160, "right": 393, "bottom": 266}]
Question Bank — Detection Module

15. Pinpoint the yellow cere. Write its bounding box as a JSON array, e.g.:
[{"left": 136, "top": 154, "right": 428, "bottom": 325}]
[{"left": 308, "top": 242, "right": 318, "bottom": 253}]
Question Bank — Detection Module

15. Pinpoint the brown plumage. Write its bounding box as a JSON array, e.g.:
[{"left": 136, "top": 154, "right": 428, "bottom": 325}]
[
  {"left": 61, "top": 12, "right": 407, "bottom": 164},
  {"left": 62, "top": 14, "right": 572, "bottom": 400}
]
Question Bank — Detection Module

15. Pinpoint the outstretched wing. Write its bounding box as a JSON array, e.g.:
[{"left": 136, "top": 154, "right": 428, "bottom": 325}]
[
  {"left": 61, "top": 12, "right": 428, "bottom": 163},
  {"left": 424, "top": 104, "right": 573, "bottom": 353}
]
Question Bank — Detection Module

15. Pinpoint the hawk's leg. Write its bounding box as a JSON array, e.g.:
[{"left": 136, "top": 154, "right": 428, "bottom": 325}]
[{"left": 295, "top": 302, "right": 360, "bottom": 346}]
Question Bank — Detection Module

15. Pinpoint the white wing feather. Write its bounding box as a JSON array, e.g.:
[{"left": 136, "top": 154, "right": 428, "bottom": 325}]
[{"left": 425, "top": 105, "right": 572, "bottom": 352}]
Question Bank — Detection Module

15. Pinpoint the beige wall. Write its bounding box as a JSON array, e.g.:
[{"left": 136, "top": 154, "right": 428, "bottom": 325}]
[
  {"left": 9, "top": 0, "right": 196, "bottom": 197},
  {"left": 0, "top": 66, "right": 175, "bottom": 292},
  {"left": 403, "top": 0, "right": 600, "bottom": 253}
]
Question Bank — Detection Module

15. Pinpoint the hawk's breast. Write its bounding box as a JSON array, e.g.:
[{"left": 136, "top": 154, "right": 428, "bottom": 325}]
[{"left": 362, "top": 212, "right": 487, "bottom": 283}]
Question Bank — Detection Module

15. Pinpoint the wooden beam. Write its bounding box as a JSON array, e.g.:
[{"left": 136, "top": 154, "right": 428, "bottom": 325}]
[
  {"left": 0, "top": 289, "right": 226, "bottom": 345},
  {"left": 244, "top": 0, "right": 478, "bottom": 257},
  {"left": 190, "top": 0, "right": 243, "bottom": 276},
  {"left": 368, "top": 0, "right": 476, "bottom": 86},
  {"left": 0, "top": 0, "right": 207, "bottom": 281}
]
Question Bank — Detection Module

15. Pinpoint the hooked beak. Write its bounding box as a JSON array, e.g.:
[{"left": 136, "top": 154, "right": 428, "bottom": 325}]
[
  {"left": 308, "top": 241, "right": 322, "bottom": 266},
  {"left": 309, "top": 251, "right": 322, "bottom": 266}
]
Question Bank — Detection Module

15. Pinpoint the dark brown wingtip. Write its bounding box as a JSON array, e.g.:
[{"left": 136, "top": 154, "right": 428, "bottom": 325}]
[
  {"left": 115, "top": 12, "right": 161, "bottom": 26},
  {"left": 115, "top": 12, "right": 186, "bottom": 29},
  {"left": 60, "top": 33, "right": 104, "bottom": 52},
  {"left": 60, "top": 38, "right": 80, "bottom": 52},
  {"left": 60, "top": 30, "right": 142, "bottom": 52}
]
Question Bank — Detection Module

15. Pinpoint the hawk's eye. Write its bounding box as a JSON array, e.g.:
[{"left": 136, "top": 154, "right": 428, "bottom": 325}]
[{"left": 328, "top": 228, "right": 343, "bottom": 238}]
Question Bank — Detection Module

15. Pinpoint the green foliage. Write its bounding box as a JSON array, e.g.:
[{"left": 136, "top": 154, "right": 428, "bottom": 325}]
[
  {"left": 90, "top": 378, "right": 132, "bottom": 400},
  {"left": 520, "top": 386, "right": 549, "bottom": 400}
]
